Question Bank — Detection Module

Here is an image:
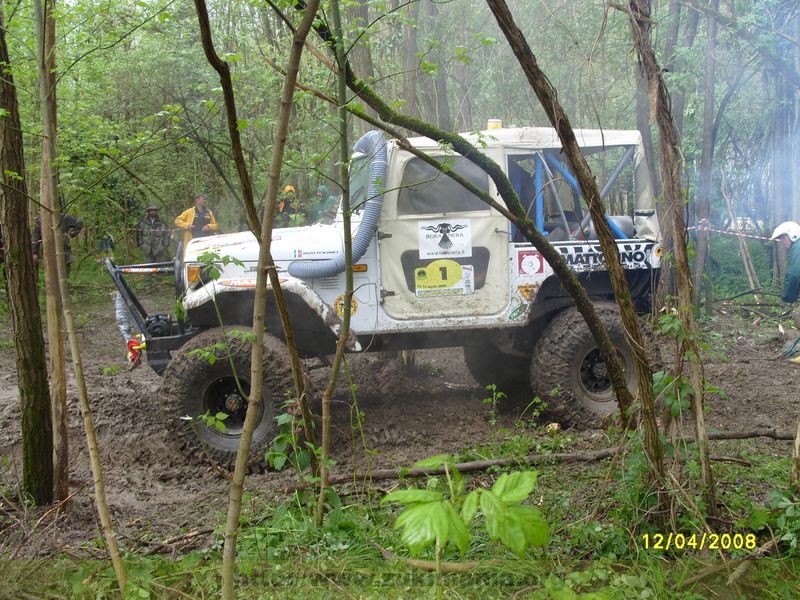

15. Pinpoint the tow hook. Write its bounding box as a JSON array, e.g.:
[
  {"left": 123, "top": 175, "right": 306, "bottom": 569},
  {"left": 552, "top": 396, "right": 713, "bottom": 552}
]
[{"left": 126, "top": 338, "right": 146, "bottom": 369}]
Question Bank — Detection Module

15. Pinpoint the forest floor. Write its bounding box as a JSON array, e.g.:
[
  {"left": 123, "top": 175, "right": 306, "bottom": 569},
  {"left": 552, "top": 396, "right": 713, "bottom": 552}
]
[{"left": 0, "top": 273, "right": 799, "bottom": 596}]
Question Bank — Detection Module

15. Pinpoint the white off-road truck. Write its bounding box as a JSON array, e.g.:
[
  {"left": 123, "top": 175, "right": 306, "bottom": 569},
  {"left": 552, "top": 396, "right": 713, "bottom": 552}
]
[{"left": 107, "top": 126, "right": 661, "bottom": 467}]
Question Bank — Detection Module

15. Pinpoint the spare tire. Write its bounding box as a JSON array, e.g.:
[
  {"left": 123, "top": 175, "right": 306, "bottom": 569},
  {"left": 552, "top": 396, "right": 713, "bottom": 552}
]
[
  {"left": 530, "top": 303, "right": 653, "bottom": 429},
  {"left": 161, "top": 327, "right": 293, "bottom": 469}
]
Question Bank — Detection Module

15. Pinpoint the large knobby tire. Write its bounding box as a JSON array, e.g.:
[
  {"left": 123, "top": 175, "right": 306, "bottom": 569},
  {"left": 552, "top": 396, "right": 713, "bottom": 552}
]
[
  {"left": 530, "top": 303, "right": 651, "bottom": 429},
  {"left": 463, "top": 342, "right": 532, "bottom": 398},
  {"left": 161, "top": 327, "right": 293, "bottom": 470}
]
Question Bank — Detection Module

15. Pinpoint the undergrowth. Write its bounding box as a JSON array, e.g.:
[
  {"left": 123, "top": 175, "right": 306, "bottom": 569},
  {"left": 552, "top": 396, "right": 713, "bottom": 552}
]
[{"left": 5, "top": 433, "right": 799, "bottom": 599}]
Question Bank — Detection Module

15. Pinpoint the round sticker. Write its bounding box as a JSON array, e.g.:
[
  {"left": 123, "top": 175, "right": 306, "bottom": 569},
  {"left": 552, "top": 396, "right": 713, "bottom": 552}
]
[
  {"left": 334, "top": 294, "right": 358, "bottom": 317},
  {"left": 415, "top": 259, "right": 463, "bottom": 290}
]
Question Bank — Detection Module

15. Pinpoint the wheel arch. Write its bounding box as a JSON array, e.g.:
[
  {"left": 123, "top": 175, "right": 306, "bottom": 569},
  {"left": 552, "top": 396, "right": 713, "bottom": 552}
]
[{"left": 184, "top": 277, "right": 359, "bottom": 356}]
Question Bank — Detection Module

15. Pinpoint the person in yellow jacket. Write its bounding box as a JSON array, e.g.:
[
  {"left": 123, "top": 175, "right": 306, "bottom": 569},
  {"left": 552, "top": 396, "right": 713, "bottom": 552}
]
[{"left": 174, "top": 193, "right": 219, "bottom": 250}]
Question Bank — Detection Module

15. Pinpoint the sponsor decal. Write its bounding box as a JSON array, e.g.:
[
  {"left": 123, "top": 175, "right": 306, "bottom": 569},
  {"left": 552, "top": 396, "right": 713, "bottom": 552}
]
[
  {"left": 517, "top": 284, "right": 537, "bottom": 302},
  {"left": 517, "top": 249, "right": 545, "bottom": 276},
  {"left": 334, "top": 294, "right": 358, "bottom": 317},
  {"left": 414, "top": 259, "right": 474, "bottom": 297},
  {"left": 555, "top": 242, "right": 653, "bottom": 273},
  {"left": 418, "top": 219, "right": 472, "bottom": 258},
  {"left": 508, "top": 302, "right": 529, "bottom": 321}
]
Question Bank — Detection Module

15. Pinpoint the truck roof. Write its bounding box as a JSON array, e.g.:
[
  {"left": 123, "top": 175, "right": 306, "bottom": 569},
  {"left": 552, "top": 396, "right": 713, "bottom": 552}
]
[{"left": 401, "top": 126, "right": 644, "bottom": 153}]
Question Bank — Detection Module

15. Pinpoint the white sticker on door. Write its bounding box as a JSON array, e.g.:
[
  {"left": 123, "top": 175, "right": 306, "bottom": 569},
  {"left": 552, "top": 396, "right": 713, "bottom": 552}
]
[{"left": 418, "top": 219, "right": 472, "bottom": 259}]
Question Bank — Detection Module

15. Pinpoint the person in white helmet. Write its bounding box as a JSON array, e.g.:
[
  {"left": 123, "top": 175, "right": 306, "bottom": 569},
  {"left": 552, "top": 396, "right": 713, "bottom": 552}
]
[{"left": 771, "top": 221, "right": 800, "bottom": 304}]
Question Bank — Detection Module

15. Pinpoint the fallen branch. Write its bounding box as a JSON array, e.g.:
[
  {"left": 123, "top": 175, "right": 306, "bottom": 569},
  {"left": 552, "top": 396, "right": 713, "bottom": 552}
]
[
  {"left": 709, "top": 455, "right": 753, "bottom": 466},
  {"left": 373, "top": 543, "right": 492, "bottom": 573},
  {"left": 726, "top": 538, "right": 779, "bottom": 587},
  {"left": 705, "top": 429, "right": 794, "bottom": 442},
  {"left": 715, "top": 288, "right": 762, "bottom": 302},
  {"left": 274, "top": 428, "right": 795, "bottom": 493},
  {"left": 677, "top": 561, "right": 732, "bottom": 589},
  {"left": 141, "top": 527, "right": 215, "bottom": 556},
  {"left": 281, "top": 446, "right": 621, "bottom": 492}
]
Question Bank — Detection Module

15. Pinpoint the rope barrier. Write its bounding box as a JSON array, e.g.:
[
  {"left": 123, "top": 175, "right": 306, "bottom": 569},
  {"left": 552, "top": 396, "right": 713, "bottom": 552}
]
[{"left": 687, "top": 219, "right": 773, "bottom": 241}]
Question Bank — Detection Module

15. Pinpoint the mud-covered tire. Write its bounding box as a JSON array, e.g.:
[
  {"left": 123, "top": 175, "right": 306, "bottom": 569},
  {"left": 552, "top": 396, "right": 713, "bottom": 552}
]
[
  {"left": 530, "top": 303, "right": 653, "bottom": 429},
  {"left": 161, "top": 327, "right": 293, "bottom": 470},
  {"left": 463, "top": 342, "right": 532, "bottom": 397}
]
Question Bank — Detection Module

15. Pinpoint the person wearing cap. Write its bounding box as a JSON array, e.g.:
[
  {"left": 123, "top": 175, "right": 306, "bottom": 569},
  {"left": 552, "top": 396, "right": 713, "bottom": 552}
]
[
  {"left": 136, "top": 205, "right": 171, "bottom": 263},
  {"left": 275, "top": 184, "right": 303, "bottom": 228},
  {"left": 174, "top": 193, "right": 219, "bottom": 250},
  {"left": 770, "top": 221, "right": 800, "bottom": 305}
]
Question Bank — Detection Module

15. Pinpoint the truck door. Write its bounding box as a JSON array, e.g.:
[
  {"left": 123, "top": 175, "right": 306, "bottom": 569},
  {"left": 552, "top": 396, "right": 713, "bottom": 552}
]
[{"left": 379, "top": 150, "right": 510, "bottom": 320}]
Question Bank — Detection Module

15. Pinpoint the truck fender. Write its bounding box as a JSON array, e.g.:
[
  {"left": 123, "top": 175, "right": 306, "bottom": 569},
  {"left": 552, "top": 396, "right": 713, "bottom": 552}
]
[{"left": 182, "top": 275, "right": 361, "bottom": 351}]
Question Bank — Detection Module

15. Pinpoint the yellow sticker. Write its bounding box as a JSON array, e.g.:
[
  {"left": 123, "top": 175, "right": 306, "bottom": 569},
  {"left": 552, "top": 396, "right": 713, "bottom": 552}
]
[
  {"left": 334, "top": 294, "right": 358, "bottom": 317},
  {"left": 415, "top": 259, "right": 463, "bottom": 290}
]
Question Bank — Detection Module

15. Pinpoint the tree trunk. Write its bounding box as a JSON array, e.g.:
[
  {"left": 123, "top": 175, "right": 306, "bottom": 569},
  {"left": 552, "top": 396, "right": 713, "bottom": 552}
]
[
  {"left": 486, "top": 0, "right": 666, "bottom": 520},
  {"left": 36, "top": 0, "right": 127, "bottom": 588},
  {"left": 419, "top": 2, "right": 452, "bottom": 131},
  {"left": 401, "top": 1, "right": 420, "bottom": 120},
  {"left": 625, "top": 0, "right": 717, "bottom": 517},
  {"left": 316, "top": 0, "right": 351, "bottom": 527},
  {"left": 0, "top": 7, "right": 53, "bottom": 507},
  {"left": 193, "top": 1, "right": 320, "bottom": 597},
  {"left": 692, "top": 0, "right": 719, "bottom": 310},
  {"left": 791, "top": 415, "right": 800, "bottom": 495},
  {"left": 39, "top": 0, "right": 68, "bottom": 503}
]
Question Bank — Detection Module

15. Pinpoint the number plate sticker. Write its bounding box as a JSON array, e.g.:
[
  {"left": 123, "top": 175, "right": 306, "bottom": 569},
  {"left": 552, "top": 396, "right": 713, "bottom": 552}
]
[{"left": 414, "top": 260, "right": 474, "bottom": 297}]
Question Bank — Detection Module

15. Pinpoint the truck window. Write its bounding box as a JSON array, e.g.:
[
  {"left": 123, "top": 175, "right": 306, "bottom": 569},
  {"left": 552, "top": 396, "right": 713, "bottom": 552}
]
[{"left": 397, "top": 157, "right": 490, "bottom": 216}]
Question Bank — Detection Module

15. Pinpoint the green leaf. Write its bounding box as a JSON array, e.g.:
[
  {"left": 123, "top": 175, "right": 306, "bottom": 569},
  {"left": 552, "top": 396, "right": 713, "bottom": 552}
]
[
  {"left": 480, "top": 489, "right": 504, "bottom": 538},
  {"left": 444, "top": 501, "right": 469, "bottom": 555},
  {"left": 394, "top": 500, "right": 450, "bottom": 556},
  {"left": 237, "top": 118, "right": 248, "bottom": 130},
  {"left": 508, "top": 504, "right": 549, "bottom": 547},
  {"left": 214, "top": 420, "right": 226, "bottom": 432},
  {"left": 383, "top": 489, "right": 443, "bottom": 505},
  {"left": 747, "top": 508, "right": 770, "bottom": 530},
  {"left": 461, "top": 489, "right": 480, "bottom": 524},
  {"left": 491, "top": 471, "right": 538, "bottom": 504},
  {"left": 412, "top": 454, "right": 452, "bottom": 469},
  {"left": 215, "top": 411, "right": 229, "bottom": 421}
]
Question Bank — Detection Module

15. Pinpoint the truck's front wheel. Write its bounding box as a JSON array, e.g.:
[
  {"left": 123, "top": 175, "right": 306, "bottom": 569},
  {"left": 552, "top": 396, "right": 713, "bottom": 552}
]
[
  {"left": 161, "top": 327, "right": 293, "bottom": 470},
  {"left": 530, "top": 304, "right": 646, "bottom": 429}
]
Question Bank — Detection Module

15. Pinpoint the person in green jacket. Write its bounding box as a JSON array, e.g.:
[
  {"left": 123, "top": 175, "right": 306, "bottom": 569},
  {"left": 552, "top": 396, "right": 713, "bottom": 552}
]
[
  {"left": 771, "top": 221, "right": 800, "bottom": 304},
  {"left": 310, "top": 184, "right": 338, "bottom": 224}
]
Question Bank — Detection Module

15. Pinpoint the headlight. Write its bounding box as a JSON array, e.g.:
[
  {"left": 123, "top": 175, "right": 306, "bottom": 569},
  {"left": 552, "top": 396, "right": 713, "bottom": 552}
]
[{"left": 186, "top": 264, "right": 202, "bottom": 286}]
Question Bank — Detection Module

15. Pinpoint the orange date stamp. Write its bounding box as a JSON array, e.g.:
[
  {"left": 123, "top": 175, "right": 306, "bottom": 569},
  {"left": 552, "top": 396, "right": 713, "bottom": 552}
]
[{"left": 641, "top": 532, "right": 757, "bottom": 552}]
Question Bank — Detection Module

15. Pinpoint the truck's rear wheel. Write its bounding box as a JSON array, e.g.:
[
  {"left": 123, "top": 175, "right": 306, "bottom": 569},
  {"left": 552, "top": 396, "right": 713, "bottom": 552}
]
[
  {"left": 530, "top": 303, "right": 648, "bottom": 429},
  {"left": 463, "top": 342, "right": 531, "bottom": 398},
  {"left": 161, "top": 327, "right": 293, "bottom": 470}
]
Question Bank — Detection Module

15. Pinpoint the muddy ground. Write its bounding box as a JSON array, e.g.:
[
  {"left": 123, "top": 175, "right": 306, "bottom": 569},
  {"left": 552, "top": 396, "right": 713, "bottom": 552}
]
[{"left": 0, "top": 296, "right": 798, "bottom": 559}]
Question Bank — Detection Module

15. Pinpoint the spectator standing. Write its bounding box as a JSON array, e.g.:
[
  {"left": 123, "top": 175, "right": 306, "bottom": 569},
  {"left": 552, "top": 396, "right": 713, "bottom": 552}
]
[
  {"left": 310, "top": 184, "right": 338, "bottom": 224},
  {"left": 136, "top": 205, "right": 171, "bottom": 263},
  {"left": 174, "top": 193, "right": 219, "bottom": 250},
  {"left": 275, "top": 184, "right": 306, "bottom": 228},
  {"left": 32, "top": 213, "right": 83, "bottom": 275}
]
